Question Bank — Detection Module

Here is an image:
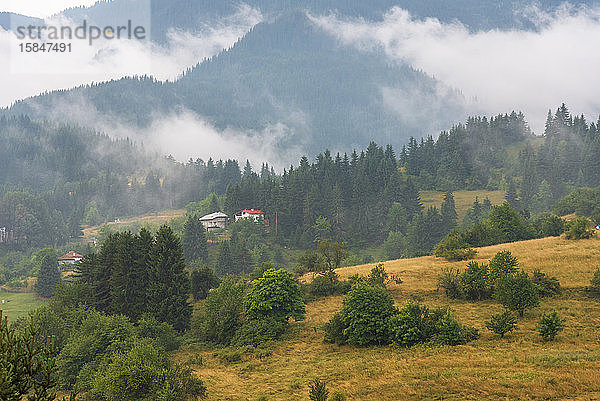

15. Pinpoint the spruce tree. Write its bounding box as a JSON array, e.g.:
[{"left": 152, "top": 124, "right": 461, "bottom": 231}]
[
  {"left": 182, "top": 214, "right": 208, "bottom": 263},
  {"left": 148, "top": 225, "right": 191, "bottom": 331},
  {"left": 441, "top": 191, "right": 458, "bottom": 232},
  {"left": 215, "top": 240, "right": 234, "bottom": 276},
  {"left": 36, "top": 251, "right": 61, "bottom": 298}
]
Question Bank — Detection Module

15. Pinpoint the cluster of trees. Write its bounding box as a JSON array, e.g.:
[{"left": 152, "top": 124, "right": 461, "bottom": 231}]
[
  {"left": 77, "top": 226, "right": 191, "bottom": 331},
  {"left": 438, "top": 251, "right": 561, "bottom": 318},
  {"left": 324, "top": 269, "right": 478, "bottom": 347},
  {"left": 224, "top": 143, "right": 423, "bottom": 247}
]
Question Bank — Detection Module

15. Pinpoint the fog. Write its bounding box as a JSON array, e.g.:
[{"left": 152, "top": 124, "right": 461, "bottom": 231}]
[
  {"left": 314, "top": 5, "right": 600, "bottom": 132},
  {"left": 0, "top": 5, "right": 262, "bottom": 107}
]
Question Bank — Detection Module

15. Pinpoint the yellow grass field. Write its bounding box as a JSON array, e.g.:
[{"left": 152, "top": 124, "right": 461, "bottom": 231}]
[
  {"left": 178, "top": 236, "right": 600, "bottom": 400},
  {"left": 420, "top": 190, "right": 506, "bottom": 222}
]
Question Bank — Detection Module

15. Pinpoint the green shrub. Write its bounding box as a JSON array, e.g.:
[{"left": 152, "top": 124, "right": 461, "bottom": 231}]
[
  {"left": 531, "top": 270, "right": 561, "bottom": 298},
  {"left": 590, "top": 269, "right": 600, "bottom": 296},
  {"left": 309, "top": 275, "right": 341, "bottom": 297},
  {"left": 389, "top": 302, "right": 439, "bottom": 347},
  {"left": 323, "top": 312, "right": 348, "bottom": 345},
  {"left": 485, "top": 310, "right": 518, "bottom": 338},
  {"left": 309, "top": 379, "right": 329, "bottom": 401},
  {"left": 494, "top": 271, "right": 539, "bottom": 317},
  {"left": 434, "top": 231, "right": 477, "bottom": 261},
  {"left": 437, "top": 267, "right": 462, "bottom": 299},
  {"left": 245, "top": 269, "right": 305, "bottom": 323},
  {"left": 538, "top": 311, "right": 565, "bottom": 341},
  {"left": 367, "top": 263, "right": 402, "bottom": 287},
  {"left": 535, "top": 213, "right": 565, "bottom": 237},
  {"left": 231, "top": 317, "right": 287, "bottom": 347},
  {"left": 390, "top": 302, "right": 478, "bottom": 347},
  {"left": 330, "top": 391, "right": 347, "bottom": 401},
  {"left": 192, "top": 277, "right": 245, "bottom": 345},
  {"left": 460, "top": 261, "right": 492, "bottom": 301},
  {"left": 488, "top": 250, "right": 518, "bottom": 280},
  {"left": 190, "top": 266, "right": 219, "bottom": 300},
  {"left": 135, "top": 314, "right": 180, "bottom": 351},
  {"left": 91, "top": 339, "right": 206, "bottom": 401},
  {"left": 564, "top": 217, "right": 594, "bottom": 240},
  {"left": 339, "top": 281, "right": 397, "bottom": 346}
]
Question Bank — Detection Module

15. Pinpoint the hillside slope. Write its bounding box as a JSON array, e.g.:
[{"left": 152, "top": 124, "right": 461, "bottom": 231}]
[{"left": 180, "top": 236, "right": 600, "bottom": 400}]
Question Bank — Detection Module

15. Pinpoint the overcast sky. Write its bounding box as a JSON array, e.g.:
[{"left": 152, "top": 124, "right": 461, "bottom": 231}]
[{"left": 2, "top": 0, "right": 97, "bottom": 18}]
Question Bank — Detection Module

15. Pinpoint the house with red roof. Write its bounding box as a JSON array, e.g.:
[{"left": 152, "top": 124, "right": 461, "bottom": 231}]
[
  {"left": 234, "top": 209, "right": 265, "bottom": 223},
  {"left": 58, "top": 251, "right": 84, "bottom": 265}
]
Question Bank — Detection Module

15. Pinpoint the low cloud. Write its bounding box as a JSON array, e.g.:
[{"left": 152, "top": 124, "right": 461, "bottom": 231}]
[
  {"left": 0, "top": 4, "right": 261, "bottom": 107},
  {"left": 313, "top": 5, "right": 600, "bottom": 132}
]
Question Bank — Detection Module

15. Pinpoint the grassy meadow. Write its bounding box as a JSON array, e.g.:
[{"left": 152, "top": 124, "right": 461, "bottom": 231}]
[
  {"left": 420, "top": 190, "right": 506, "bottom": 222},
  {"left": 81, "top": 209, "right": 186, "bottom": 240},
  {"left": 179, "top": 236, "right": 600, "bottom": 400},
  {"left": 0, "top": 291, "right": 46, "bottom": 321}
]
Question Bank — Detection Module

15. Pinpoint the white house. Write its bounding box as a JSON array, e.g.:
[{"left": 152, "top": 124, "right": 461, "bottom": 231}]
[
  {"left": 58, "top": 251, "right": 84, "bottom": 264},
  {"left": 234, "top": 209, "right": 265, "bottom": 223},
  {"left": 199, "top": 212, "right": 228, "bottom": 231}
]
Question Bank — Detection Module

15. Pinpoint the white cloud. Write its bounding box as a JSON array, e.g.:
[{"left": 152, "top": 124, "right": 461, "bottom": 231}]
[
  {"left": 313, "top": 6, "right": 600, "bottom": 132},
  {"left": 0, "top": 5, "right": 262, "bottom": 107}
]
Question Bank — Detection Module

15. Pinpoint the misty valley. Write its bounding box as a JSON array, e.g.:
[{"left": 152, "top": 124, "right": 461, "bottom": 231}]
[{"left": 2, "top": 1, "right": 600, "bottom": 400}]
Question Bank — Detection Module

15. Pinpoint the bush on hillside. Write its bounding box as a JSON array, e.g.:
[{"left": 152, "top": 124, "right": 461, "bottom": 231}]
[
  {"left": 564, "top": 217, "right": 595, "bottom": 240},
  {"left": 338, "top": 281, "right": 397, "bottom": 346},
  {"left": 590, "top": 269, "right": 600, "bottom": 296},
  {"left": 537, "top": 311, "right": 565, "bottom": 341},
  {"left": 437, "top": 267, "right": 462, "bottom": 299},
  {"left": 488, "top": 250, "right": 518, "bottom": 280},
  {"left": 531, "top": 269, "right": 561, "bottom": 298},
  {"left": 434, "top": 231, "right": 477, "bottom": 261},
  {"left": 485, "top": 310, "right": 518, "bottom": 338},
  {"left": 494, "top": 271, "right": 539, "bottom": 317},
  {"left": 460, "top": 262, "right": 492, "bottom": 301}
]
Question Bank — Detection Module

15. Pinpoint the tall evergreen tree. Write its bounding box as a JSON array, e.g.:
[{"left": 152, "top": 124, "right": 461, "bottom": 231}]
[
  {"left": 36, "top": 251, "right": 60, "bottom": 298},
  {"left": 148, "top": 225, "right": 192, "bottom": 331},
  {"left": 182, "top": 214, "right": 208, "bottom": 263},
  {"left": 441, "top": 191, "right": 458, "bottom": 232},
  {"left": 215, "top": 240, "right": 234, "bottom": 276}
]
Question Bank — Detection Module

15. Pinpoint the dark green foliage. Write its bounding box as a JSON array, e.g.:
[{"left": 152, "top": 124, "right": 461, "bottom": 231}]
[
  {"left": 488, "top": 250, "right": 518, "bottom": 280},
  {"left": 190, "top": 266, "right": 219, "bottom": 300},
  {"left": 134, "top": 314, "right": 180, "bottom": 352},
  {"left": 148, "top": 226, "right": 192, "bottom": 332},
  {"left": 390, "top": 302, "right": 439, "bottom": 347},
  {"left": 366, "top": 263, "right": 402, "bottom": 287},
  {"left": 244, "top": 269, "right": 305, "bottom": 323},
  {"left": 330, "top": 391, "right": 347, "bottom": 401},
  {"left": 215, "top": 241, "right": 234, "bottom": 276},
  {"left": 564, "top": 217, "right": 595, "bottom": 240},
  {"left": 460, "top": 262, "right": 492, "bottom": 301},
  {"left": 487, "top": 203, "right": 535, "bottom": 243},
  {"left": 554, "top": 187, "right": 600, "bottom": 223},
  {"left": 495, "top": 271, "right": 539, "bottom": 317},
  {"left": 531, "top": 270, "right": 561, "bottom": 297},
  {"left": 485, "top": 310, "right": 518, "bottom": 338},
  {"left": 193, "top": 277, "right": 245, "bottom": 345},
  {"left": 182, "top": 214, "right": 208, "bottom": 263},
  {"left": 231, "top": 317, "right": 287, "bottom": 347},
  {"left": 437, "top": 267, "right": 462, "bottom": 299},
  {"left": 91, "top": 339, "right": 206, "bottom": 401},
  {"left": 435, "top": 231, "right": 477, "bottom": 261},
  {"left": 538, "top": 311, "right": 565, "bottom": 341},
  {"left": 36, "top": 250, "right": 61, "bottom": 298},
  {"left": 534, "top": 213, "right": 565, "bottom": 237},
  {"left": 383, "top": 231, "right": 409, "bottom": 260},
  {"left": 0, "top": 310, "right": 58, "bottom": 401},
  {"left": 308, "top": 275, "right": 350, "bottom": 297},
  {"left": 308, "top": 379, "right": 329, "bottom": 401},
  {"left": 315, "top": 240, "right": 349, "bottom": 279},
  {"left": 323, "top": 312, "right": 348, "bottom": 345},
  {"left": 441, "top": 191, "right": 458, "bottom": 232},
  {"left": 389, "top": 302, "right": 478, "bottom": 346},
  {"left": 339, "top": 281, "right": 397, "bottom": 346},
  {"left": 590, "top": 269, "right": 600, "bottom": 296}
]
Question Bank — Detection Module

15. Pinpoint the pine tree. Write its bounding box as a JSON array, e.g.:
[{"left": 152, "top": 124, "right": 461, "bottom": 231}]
[
  {"left": 441, "top": 191, "right": 458, "bottom": 232},
  {"left": 148, "top": 225, "right": 192, "bottom": 331},
  {"left": 505, "top": 179, "right": 519, "bottom": 210},
  {"left": 36, "top": 251, "right": 61, "bottom": 298},
  {"left": 215, "top": 240, "right": 234, "bottom": 276},
  {"left": 182, "top": 214, "right": 208, "bottom": 263}
]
